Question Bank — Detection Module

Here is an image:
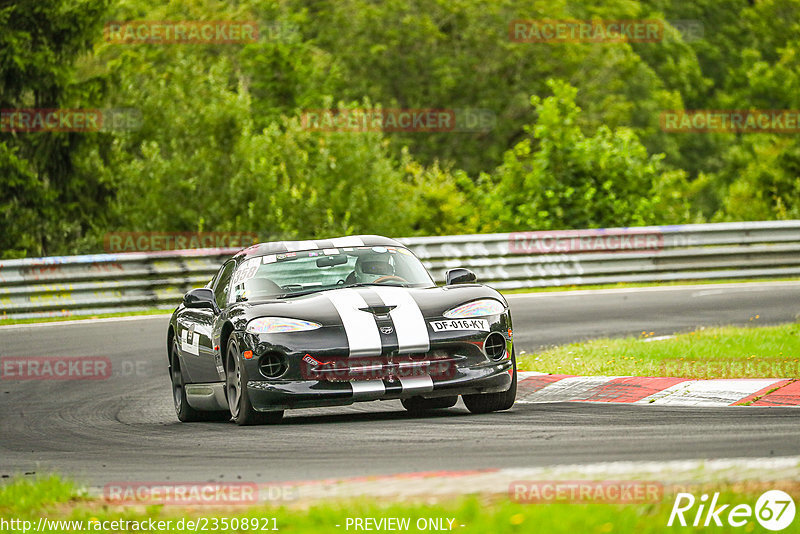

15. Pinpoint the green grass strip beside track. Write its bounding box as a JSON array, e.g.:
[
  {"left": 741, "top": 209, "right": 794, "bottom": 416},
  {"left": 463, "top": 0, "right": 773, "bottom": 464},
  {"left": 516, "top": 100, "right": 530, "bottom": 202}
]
[
  {"left": 2, "top": 476, "right": 798, "bottom": 534},
  {"left": 517, "top": 322, "right": 800, "bottom": 379}
]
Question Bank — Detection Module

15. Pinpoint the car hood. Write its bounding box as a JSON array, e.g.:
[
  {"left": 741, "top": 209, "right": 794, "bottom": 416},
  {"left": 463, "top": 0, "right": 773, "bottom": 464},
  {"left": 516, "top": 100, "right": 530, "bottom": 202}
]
[{"left": 230, "top": 284, "right": 506, "bottom": 328}]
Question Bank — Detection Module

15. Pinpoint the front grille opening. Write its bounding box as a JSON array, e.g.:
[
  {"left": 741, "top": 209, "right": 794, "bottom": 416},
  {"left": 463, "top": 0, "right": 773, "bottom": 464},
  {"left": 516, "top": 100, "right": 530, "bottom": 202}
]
[
  {"left": 484, "top": 332, "right": 507, "bottom": 361},
  {"left": 408, "top": 349, "right": 449, "bottom": 361},
  {"left": 259, "top": 352, "right": 288, "bottom": 378}
]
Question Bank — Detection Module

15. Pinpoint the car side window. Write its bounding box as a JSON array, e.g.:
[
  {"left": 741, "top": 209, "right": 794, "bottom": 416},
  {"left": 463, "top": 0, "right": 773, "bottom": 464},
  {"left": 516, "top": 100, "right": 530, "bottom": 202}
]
[{"left": 213, "top": 261, "right": 236, "bottom": 307}]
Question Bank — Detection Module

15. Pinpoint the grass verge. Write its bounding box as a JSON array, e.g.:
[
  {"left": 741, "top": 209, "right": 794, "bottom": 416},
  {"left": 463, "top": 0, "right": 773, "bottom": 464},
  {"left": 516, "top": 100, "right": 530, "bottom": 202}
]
[
  {"left": 517, "top": 322, "right": 800, "bottom": 378},
  {"left": 1, "top": 476, "right": 797, "bottom": 533}
]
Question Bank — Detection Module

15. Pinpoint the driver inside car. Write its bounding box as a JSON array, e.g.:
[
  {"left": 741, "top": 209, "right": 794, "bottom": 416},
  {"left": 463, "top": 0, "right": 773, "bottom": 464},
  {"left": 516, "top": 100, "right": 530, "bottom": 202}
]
[{"left": 346, "top": 254, "right": 395, "bottom": 284}]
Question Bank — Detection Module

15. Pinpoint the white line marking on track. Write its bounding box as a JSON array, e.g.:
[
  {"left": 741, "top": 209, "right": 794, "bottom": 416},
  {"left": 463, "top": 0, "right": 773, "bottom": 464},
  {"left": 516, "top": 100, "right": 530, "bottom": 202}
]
[
  {"left": 636, "top": 378, "right": 785, "bottom": 406},
  {"left": 517, "top": 375, "right": 626, "bottom": 403},
  {"left": 517, "top": 371, "right": 549, "bottom": 379},
  {"left": 503, "top": 281, "right": 800, "bottom": 299},
  {"left": 0, "top": 313, "right": 171, "bottom": 330}
]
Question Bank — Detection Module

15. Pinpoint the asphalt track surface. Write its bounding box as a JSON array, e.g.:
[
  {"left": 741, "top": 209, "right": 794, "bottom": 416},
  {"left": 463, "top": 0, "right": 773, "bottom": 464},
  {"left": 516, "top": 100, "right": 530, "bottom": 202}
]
[{"left": 1, "top": 281, "right": 799, "bottom": 485}]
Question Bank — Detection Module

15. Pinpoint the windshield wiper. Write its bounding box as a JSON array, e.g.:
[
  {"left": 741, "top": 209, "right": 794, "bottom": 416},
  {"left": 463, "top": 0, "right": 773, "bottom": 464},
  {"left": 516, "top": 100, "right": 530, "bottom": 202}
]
[
  {"left": 275, "top": 289, "right": 323, "bottom": 299},
  {"left": 275, "top": 286, "right": 345, "bottom": 299},
  {"left": 274, "top": 282, "right": 404, "bottom": 299}
]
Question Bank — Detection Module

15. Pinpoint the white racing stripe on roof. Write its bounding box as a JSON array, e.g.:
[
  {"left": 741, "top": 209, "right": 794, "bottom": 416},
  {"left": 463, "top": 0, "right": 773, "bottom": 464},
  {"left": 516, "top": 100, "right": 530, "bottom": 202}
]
[
  {"left": 371, "top": 286, "right": 430, "bottom": 354},
  {"left": 636, "top": 379, "right": 784, "bottom": 406},
  {"left": 326, "top": 289, "right": 382, "bottom": 357},
  {"left": 330, "top": 236, "right": 364, "bottom": 247},
  {"left": 283, "top": 240, "right": 319, "bottom": 252}
]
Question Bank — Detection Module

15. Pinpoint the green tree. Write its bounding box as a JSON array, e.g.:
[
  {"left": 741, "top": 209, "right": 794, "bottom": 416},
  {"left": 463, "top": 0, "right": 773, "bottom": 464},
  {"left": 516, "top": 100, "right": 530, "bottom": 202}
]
[
  {"left": 0, "top": 0, "right": 110, "bottom": 258},
  {"left": 480, "top": 80, "right": 691, "bottom": 231},
  {"left": 291, "top": 0, "right": 692, "bottom": 179}
]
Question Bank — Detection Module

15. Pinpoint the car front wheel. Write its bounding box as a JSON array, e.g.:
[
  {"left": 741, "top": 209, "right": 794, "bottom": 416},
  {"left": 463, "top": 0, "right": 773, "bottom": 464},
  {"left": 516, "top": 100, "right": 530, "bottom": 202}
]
[
  {"left": 462, "top": 350, "right": 517, "bottom": 414},
  {"left": 225, "top": 337, "right": 283, "bottom": 426},
  {"left": 171, "top": 339, "right": 229, "bottom": 422}
]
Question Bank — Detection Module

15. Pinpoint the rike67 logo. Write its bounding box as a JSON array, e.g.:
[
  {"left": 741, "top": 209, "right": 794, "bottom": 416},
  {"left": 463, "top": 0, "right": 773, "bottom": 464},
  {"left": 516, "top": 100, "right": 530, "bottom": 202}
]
[{"left": 668, "top": 490, "right": 796, "bottom": 531}]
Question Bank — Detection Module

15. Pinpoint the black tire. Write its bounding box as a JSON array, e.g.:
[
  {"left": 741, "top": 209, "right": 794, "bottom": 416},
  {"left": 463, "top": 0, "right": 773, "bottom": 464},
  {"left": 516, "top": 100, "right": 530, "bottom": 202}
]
[
  {"left": 170, "top": 339, "right": 229, "bottom": 422},
  {"left": 401, "top": 395, "right": 458, "bottom": 415},
  {"left": 225, "top": 337, "right": 284, "bottom": 426},
  {"left": 462, "top": 351, "right": 517, "bottom": 414}
]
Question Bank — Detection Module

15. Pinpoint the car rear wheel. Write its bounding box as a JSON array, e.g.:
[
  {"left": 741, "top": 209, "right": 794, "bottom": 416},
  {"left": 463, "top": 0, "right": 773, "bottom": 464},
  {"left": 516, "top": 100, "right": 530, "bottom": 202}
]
[
  {"left": 170, "top": 339, "right": 229, "bottom": 422},
  {"left": 462, "top": 350, "right": 517, "bottom": 414},
  {"left": 401, "top": 395, "right": 458, "bottom": 415},
  {"left": 226, "top": 337, "right": 284, "bottom": 426}
]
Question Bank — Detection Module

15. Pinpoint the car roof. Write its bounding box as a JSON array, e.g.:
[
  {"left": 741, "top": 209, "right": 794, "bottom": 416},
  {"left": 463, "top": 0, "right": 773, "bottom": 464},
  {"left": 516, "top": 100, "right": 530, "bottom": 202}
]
[{"left": 233, "top": 235, "right": 405, "bottom": 260}]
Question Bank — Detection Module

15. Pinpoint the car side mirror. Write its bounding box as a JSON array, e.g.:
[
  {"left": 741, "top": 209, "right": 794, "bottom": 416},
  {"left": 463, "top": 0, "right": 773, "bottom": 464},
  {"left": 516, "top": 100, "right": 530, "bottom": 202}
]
[
  {"left": 183, "top": 288, "right": 220, "bottom": 313},
  {"left": 445, "top": 268, "right": 478, "bottom": 285}
]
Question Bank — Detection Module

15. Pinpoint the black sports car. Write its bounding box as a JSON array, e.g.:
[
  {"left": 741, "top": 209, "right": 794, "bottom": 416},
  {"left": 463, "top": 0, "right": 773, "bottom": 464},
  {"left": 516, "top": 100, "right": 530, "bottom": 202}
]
[{"left": 168, "top": 235, "right": 516, "bottom": 425}]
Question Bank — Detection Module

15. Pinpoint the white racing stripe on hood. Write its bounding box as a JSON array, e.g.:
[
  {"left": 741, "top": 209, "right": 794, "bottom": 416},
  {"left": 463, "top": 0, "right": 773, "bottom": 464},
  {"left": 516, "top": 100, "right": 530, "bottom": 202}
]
[
  {"left": 326, "top": 289, "right": 382, "bottom": 357},
  {"left": 371, "top": 286, "right": 430, "bottom": 354}
]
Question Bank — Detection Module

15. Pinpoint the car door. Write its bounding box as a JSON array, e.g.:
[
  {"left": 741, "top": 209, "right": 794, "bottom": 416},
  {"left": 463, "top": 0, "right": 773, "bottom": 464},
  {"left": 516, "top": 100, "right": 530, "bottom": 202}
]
[{"left": 178, "top": 260, "right": 236, "bottom": 383}]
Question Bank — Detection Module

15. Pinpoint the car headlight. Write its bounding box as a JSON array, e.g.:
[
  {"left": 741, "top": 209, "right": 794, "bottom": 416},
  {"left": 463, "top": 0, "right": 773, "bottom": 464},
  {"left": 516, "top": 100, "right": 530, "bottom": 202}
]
[
  {"left": 246, "top": 317, "right": 322, "bottom": 334},
  {"left": 443, "top": 299, "right": 506, "bottom": 318}
]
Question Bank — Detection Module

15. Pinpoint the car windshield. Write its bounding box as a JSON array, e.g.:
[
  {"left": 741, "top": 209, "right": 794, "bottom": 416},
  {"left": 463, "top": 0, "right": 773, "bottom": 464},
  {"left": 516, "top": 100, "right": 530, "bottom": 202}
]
[{"left": 230, "top": 245, "right": 434, "bottom": 301}]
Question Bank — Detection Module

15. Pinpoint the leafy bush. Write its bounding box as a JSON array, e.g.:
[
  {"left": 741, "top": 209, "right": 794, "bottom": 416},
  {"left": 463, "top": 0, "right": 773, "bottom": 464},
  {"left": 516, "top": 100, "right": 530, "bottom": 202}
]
[{"left": 478, "top": 80, "right": 691, "bottom": 231}]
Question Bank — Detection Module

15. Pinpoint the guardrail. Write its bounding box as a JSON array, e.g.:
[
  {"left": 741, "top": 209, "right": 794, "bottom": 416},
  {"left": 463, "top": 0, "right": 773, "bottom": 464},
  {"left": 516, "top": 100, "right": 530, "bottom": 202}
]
[{"left": 2, "top": 221, "right": 800, "bottom": 320}]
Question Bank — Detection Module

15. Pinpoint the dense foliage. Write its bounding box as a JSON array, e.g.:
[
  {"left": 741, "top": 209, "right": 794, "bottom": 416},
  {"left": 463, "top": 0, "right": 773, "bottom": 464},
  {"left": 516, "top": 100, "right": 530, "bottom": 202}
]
[{"left": 2, "top": 0, "right": 799, "bottom": 257}]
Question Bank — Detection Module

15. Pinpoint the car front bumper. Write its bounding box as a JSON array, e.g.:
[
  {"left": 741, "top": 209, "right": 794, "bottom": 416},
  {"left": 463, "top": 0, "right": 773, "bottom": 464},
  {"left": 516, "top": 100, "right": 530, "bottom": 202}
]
[{"left": 245, "top": 359, "right": 514, "bottom": 411}]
